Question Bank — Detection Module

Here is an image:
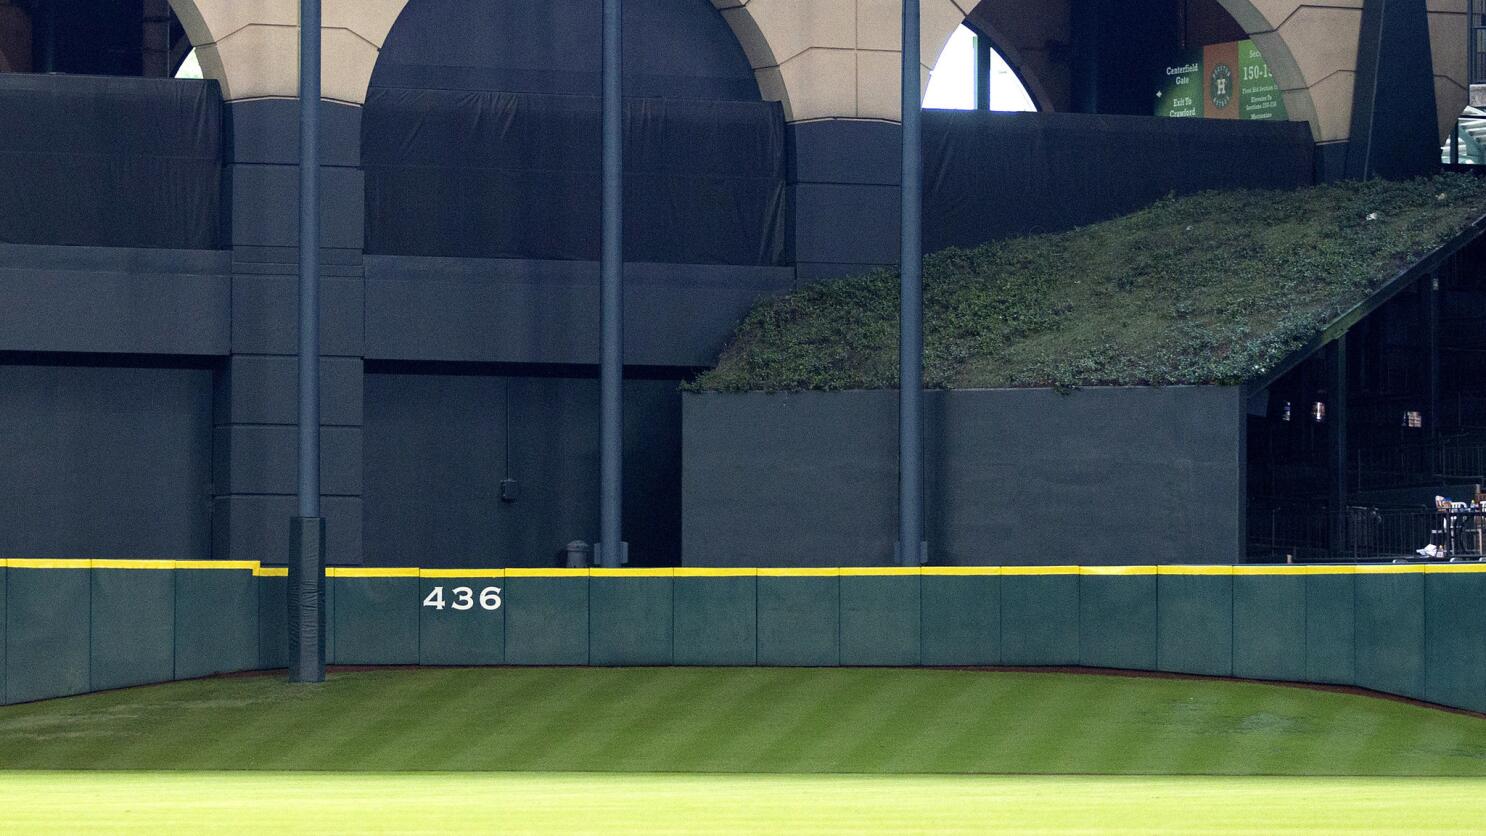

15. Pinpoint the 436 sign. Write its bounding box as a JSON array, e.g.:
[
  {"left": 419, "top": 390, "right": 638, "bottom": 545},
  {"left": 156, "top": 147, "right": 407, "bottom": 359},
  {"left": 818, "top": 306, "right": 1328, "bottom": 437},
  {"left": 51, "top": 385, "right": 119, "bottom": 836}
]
[{"left": 422, "top": 586, "right": 503, "bottom": 612}]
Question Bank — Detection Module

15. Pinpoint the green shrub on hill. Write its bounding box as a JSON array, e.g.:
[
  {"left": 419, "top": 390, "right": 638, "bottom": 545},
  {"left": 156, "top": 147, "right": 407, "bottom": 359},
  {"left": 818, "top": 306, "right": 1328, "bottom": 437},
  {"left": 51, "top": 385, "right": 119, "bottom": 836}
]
[{"left": 692, "top": 174, "right": 1486, "bottom": 392}]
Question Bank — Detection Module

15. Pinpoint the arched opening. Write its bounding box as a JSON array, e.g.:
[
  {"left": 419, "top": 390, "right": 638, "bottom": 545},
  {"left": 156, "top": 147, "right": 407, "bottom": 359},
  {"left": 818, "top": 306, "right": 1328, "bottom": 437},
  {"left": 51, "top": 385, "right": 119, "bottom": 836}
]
[
  {"left": 914, "top": 0, "right": 1316, "bottom": 134},
  {"left": 359, "top": 0, "right": 791, "bottom": 570},
  {"left": 0, "top": 0, "right": 193, "bottom": 77},
  {"left": 923, "top": 24, "right": 1038, "bottom": 112}
]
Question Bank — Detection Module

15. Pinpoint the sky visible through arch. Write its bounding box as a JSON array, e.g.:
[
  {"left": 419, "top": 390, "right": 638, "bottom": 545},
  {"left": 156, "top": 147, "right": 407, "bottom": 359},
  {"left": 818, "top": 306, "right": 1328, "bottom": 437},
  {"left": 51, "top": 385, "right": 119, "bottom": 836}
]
[
  {"left": 178, "top": 25, "right": 1037, "bottom": 112},
  {"left": 923, "top": 25, "right": 1035, "bottom": 112}
]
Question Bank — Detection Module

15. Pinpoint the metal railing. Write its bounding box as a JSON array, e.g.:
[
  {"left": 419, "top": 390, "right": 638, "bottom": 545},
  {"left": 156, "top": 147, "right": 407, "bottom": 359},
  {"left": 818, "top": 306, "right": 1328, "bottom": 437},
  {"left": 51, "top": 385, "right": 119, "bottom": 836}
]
[{"left": 1249, "top": 506, "right": 1486, "bottom": 563}]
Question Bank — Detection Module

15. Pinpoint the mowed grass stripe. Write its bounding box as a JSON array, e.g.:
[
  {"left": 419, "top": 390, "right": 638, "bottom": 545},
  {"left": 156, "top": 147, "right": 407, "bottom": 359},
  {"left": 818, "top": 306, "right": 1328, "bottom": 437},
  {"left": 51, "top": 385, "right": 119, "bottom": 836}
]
[
  {"left": 1, "top": 668, "right": 1484, "bottom": 776},
  {"left": 3, "top": 772, "right": 1486, "bottom": 833}
]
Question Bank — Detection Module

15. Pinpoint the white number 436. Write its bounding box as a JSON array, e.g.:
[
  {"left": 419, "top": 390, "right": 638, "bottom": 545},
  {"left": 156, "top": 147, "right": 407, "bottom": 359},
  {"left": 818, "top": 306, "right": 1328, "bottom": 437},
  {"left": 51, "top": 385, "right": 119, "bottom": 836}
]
[{"left": 423, "top": 586, "right": 502, "bottom": 611}]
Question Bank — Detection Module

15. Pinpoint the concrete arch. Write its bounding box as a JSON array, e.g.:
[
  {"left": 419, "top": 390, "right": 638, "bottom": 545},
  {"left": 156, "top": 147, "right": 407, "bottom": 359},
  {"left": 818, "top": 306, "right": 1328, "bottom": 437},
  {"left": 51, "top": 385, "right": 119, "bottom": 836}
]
[
  {"left": 719, "top": 0, "right": 1331, "bottom": 138},
  {"left": 961, "top": 17, "right": 1055, "bottom": 113},
  {"left": 167, "top": 0, "right": 406, "bottom": 103}
]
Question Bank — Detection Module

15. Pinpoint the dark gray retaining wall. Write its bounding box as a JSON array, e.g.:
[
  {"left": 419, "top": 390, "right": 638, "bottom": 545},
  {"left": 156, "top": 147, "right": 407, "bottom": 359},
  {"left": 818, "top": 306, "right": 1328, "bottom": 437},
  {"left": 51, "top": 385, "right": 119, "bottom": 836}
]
[{"left": 683, "top": 387, "right": 1245, "bottom": 566}]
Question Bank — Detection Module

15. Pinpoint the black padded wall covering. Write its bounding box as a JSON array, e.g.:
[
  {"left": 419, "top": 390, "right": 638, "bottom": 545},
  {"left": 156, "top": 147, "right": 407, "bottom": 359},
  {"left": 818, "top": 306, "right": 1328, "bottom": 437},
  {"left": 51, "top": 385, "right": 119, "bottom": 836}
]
[
  {"left": 0, "top": 361, "right": 215, "bottom": 559},
  {"left": 371, "top": 0, "right": 760, "bottom": 100},
  {"left": 922, "top": 110, "right": 1314, "bottom": 253},
  {"left": 363, "top": 91, "right": 787, "bottom": 265},
  {"left": 363, "top": 0, "right": 785, "bottom": 265},
  {"left": 0, "top": 75, "right": 224, "bottom": 250}
]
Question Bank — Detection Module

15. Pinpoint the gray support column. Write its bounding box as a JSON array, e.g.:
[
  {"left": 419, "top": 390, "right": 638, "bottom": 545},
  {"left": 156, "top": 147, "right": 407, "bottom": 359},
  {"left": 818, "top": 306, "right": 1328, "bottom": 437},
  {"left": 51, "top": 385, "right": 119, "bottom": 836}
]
[
  {"left": 899, "top": 0, "right": 924, "bottom": 567},
  {"left": 1345, "top": 0, "right": 1439, "bottom": 179},
  {"left": 289, "top": 0, "right": 326, "bottom": 683},
  {"left": 1330, "top": 336, "right": 1349, "bottom": 559},
  {"left": 598, "top": 0, "right": 625, "bottom": 567},
  {"left": 974, "top": 29, "right": 992, "bottom": 111}
]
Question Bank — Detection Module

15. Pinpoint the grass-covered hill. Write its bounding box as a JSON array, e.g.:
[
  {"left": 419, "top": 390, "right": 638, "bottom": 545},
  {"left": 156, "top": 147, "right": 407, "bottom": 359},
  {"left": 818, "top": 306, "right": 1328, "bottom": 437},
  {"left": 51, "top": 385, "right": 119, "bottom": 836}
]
[{"left": 693, "top": 175, "right": 1486, "bottom": 392}]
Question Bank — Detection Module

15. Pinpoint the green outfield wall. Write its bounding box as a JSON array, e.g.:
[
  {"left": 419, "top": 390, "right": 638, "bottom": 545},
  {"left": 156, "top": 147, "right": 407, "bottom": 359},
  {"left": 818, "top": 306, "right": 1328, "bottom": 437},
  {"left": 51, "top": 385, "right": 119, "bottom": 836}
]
[{"left": 2, "top": 561, "right": 1483, "bottom": 714}]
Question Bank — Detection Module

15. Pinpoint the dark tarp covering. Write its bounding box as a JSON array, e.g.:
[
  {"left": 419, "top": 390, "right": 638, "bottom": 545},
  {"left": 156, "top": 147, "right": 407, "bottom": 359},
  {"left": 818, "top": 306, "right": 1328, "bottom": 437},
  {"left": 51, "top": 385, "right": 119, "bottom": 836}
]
[
  {"left": 0, "top": 74, "right": 224, "bottom": 250},
  {"left": 363, "top": 88, "right": 788, "bottom": 266},
  {"left": 923, "top": 110, "right": 1314, "bottom": 253}
]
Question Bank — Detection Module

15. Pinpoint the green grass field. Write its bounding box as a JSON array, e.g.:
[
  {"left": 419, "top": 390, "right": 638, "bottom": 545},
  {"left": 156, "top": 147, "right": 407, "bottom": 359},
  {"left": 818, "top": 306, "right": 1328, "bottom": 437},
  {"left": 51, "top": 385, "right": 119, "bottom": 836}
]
[{"left": 2, "top": 667, "right": 1484, "bottom": 831}]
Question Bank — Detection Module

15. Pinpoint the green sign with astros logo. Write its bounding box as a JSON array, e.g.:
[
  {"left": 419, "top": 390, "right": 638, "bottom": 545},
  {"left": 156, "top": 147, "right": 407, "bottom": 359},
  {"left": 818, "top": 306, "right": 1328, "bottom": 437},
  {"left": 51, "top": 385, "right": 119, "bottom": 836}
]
[{"left": 1155, "top": 39, "right": 1287, "bottom": 122}]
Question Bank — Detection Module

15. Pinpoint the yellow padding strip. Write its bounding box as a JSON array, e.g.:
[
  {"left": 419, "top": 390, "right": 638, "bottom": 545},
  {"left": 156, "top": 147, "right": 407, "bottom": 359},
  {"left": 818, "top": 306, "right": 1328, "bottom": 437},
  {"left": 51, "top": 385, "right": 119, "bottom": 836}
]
[
  {"left": 591, "top": 568, "right": 674, "bottom": 577},
  {"left": 505, "top": 568, "right": 588, "bottom": 578},
  {"left": 1158, "top": 565, "right": 1234, "bottom": 576},
  {"left": 674, "top": 567, "right": 757, "bottom": 577},
  {"left": 838, "top": 567, "right": 921, "bottom": 577},
  {"left": 254, "top": 566, "right": 288, "bottom": 577},
  {"left": 1353, "top": 564, "right": 1427, "bottom": 575},
  {"left": 1001, "top": 566, "right": 1080, "bottom": 576},
  {"left": 7, "top": 559, "right": 95, "bottom": 570},
  {"left": 921, "top": 567, "right": 1000, "bottom": 576},
  {"left": 759, "top": 568, "right": 841, "bottom": 577},
  {"left": 1080, "top": 566, "right": 1158, "bottom": 576},
  {"left": 327, "top": 567, "right": 419, "bottom": 578},
  {"left": 1424, "top": 562, "right": 1486, "bottom": 573},
  {"left": 91, "top": 559, "right": 177, "bottom": 570},
  {"left": 178, "top": 560, "right": 260, "bottom": 571},
  {"left": 419, "top": 568, "right": 507, "bottom": 579},
  {"left": 1231, "top": 565, "right": 1355, "bottom": 575}
]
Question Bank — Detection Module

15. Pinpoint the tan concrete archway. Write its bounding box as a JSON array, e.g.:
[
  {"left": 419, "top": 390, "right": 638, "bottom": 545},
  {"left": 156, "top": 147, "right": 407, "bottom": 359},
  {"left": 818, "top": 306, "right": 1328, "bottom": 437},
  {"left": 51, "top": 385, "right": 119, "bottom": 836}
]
[
  {"left": 719, "top": 0, "right": 1468, "bottom": 147},
  {"left": 167, "top": 0, "right": 406, "bottom": 103},
  {"left": 163, "top": 0, "right": 1465, "bottom": 144}
]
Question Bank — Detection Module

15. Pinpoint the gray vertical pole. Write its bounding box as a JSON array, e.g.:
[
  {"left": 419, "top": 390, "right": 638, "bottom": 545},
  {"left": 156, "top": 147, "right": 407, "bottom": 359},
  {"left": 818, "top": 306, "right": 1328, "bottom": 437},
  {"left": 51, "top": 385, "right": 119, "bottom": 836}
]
[
  {"left": 288, "top": 0, "right": 326, "bottom": 683},
  {"left": 899, "top": 0, "right": 925, "bottom": 567},
  {"left": 974, "top": 30, "right": 992, "bottom": 111},
  {"left": 1330, "top": 336, "right": 1348, "bottom": 560},
  {"left": 599, "top": 0, "right": 625, "bottom": 568},
  {"left": 40, "top": 0, "right": 58, "bottom": 73}
]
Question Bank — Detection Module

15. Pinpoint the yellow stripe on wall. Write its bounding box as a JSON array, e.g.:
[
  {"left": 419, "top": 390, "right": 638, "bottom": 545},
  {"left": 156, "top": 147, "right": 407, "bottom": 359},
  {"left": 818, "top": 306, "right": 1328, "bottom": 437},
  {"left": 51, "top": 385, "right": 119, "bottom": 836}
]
[
  {"left": 419, "top": 568, "right": 507, "bottom": 579},
  {"left": 327, "top": 567, "right": 419, "bottom": 578},
  {"left": 3, "top": 560, "right": 1484, "bottom": 576},
  {"left": 7, "top": 558, "right": 96, "bottom": 570}
]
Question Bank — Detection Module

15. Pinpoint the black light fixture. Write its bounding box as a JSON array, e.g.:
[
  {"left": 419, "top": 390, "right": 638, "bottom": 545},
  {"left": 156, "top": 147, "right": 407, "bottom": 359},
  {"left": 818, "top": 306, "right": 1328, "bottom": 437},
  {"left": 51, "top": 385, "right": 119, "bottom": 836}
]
[{"left": 1312, "top": 401, "right": 1326, "bottom": 423}]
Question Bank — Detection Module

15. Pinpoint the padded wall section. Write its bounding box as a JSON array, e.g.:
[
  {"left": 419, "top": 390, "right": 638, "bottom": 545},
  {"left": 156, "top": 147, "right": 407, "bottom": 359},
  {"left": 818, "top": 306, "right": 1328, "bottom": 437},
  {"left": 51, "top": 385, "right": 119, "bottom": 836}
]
[
  {"left": 672, "top": 576, "right": 757, "bottom": 666},
  {"left": 683, "top": 388, "right": 1244, "bottom": 567},
  {"left": 504, "top": 576, "right": 590, "bottom": 665},
  {"left": 1354, "top": 572, "right": 1427, "bottom": 700},
  {"left": 590, "top": 576, "right": 674, "bottom": 666},
  {"left": 174, "top": 568, "right": 258, "bottom": 680},
  {"left": 920, "top": 574, "right": 1000, "bottom": 666},
  {"left": 1424, "top": 571, "right": 1486, "bottom": 713},
  {"left": 419, "top": 575, "right": 506, "bottom": 666},
  {"left": 1305, "top": 573, "right": 1356, "bottom": 685},
  {"left": 363, "top": 371, "right": 683, "bottom": 568},
  {"left": 91, "top": 568, "right": 174, "bottom": 692},
  {"left": 922, "top": 110, "right": 1313, "bottom": 254},
  {"left": 1157, "top": 573, "right": 1234, "bottom": 677},
  {"left": 331, "top": 576, "right": 420, "bottom": 666},
  {"left": 757, "top": 576, "right": 839, "bottom": 667},
  {"left": 1001, "top": 574, "right": 1080, "bottom": 666},
  {"left": 0, "top": 75, "right": 224, "bottom": 249},
  {"left": 1079, "top": 573, "right": 1157, "bottom": 671},
  {"left": 5, "top": 568, "right": 89, "bottom": 704},
  {"left": 0, "top": 363, "right": 215, "bottom": 560},
  {"left": 839, "top": 576, "right": 921, "bottom": 667},
  {"left": 1233, "top": 574, "right": 1306, "bottom": 683}
]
